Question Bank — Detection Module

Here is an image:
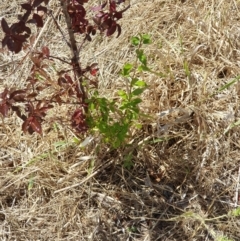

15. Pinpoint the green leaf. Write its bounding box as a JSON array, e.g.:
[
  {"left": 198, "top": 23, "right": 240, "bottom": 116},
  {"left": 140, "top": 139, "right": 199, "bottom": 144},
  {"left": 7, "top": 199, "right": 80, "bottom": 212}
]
[
  {"left": 89, "top": 102, "right": 95, "bottom": 111},
  {"left": 211, "top": 75, "right": 240, "bottom": 97},
  {"left": 130, "top": 78, "right": 139, "bottom": 86},
  {"left": 129, "top": 98, "right": 142, "bottom": 105},
  {"left": 131, "top": 36, "right": 140, "bottom": 46},
  {"left": 132, "top": 80, "right": 147, "bottom": 87},
  {"left": 132, "top": 88, "right": 145, "bottom": 96},
  {"left": 121, "top": 63, "right": 133, "bottom": 76},
  {"left": 229, "top": 207, "right": 240, "bottom": 217},
  {"left": 136, "top": 49, "right": 147, "bottom": 66},
  {"left": 218, "top": 76, "right": 240, "bottom": 92},
  {"left": 72, "top": 137, "right": 80, "bottom": 144},
  {"left": 142, "top": 34, "right": 151, "bottom": 44},
  {"left": 118, "top": 90, "right": 128, "bottom": 100},
  {"left": 130, "top": 107, "right": 140, "bottom": 115}
]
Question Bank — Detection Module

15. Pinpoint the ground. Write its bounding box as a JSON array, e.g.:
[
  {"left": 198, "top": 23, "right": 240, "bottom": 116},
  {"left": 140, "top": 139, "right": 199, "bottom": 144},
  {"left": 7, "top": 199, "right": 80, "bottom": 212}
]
[{"left": 0, "top": 0, "right": 240, "bottom": 240}]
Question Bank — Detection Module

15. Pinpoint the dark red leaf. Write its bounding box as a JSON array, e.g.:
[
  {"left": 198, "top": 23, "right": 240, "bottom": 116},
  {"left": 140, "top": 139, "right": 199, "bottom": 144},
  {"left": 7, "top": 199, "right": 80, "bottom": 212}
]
[
  {"left": 76, "top": 0, "right": 88, "bottom": 4},
  {"left": 0, "top": 88, "right": 9, "bottom": 99},
  {"left": 6, "top": 38, "right": 22, "bottom": 53},
  {"left": 21, "top": 3, "right": 32, "bottom": 11},
  {"left": 0, "top": 103, "right": 10, "bottom": 117},
  {"left": 15, "top": 42, "right": 23, "bottom": 53},
  {"left": 116, "top": 24, "right": 121, "bottom": 38},
  {"left": 30, "top": 117, "right": 42, "bottom": 134},
  {"left": 64, "top": 74, "right": 73, "bottom": 84},
  {"left": 37, "top": 5, "right": 47, "bottom": 13},
  {"left": 11, "top": 21, "right": 31, "bottom": 36},
  {"left": 109, "top": 1, "right": 117, "bottom": 12},
  {"left": 75, "top": 5, "right": 86, "bottom": 15},
  {"left": 22, "top": 117, "right": 31, "bottom": 133},
  {"left": 5, "top": 38, "right": 14, "bottom": 52},
  {"left": 101, "top": 18, "right": 113, "bottom": 30},
  {"left": 19, "top": 21, "right": 31, "bottom": 35},
  {"left": 57, "top": 77, "right": 67, "bottom": 86},
  {"left": 32, "top": 14, "right": 44, "bottom": 27},
  {"left": 86, "top": 34, "right": 92, "bottom": 41},
  {"left": 23, "top": 26, "right": 31, "bottom": 35},
  {"left": 32, "top": 0, "right": 45, "bottom": 8},
  {"left": 113, "top": 11, "right": 123, "bottom": 20},
  {"left": 53, "top": 95, "right": 62, "bottom": 105},
  {"left": 42, "top": 46, "right": 50, "bottom": 57},
  {"left": 91, "top": 28, "right": 96, "bottom": 35},
  {"left": 67, "top": 5, "right": 76, "bottom": 14},
  {"left": 107, "top": 23, "right": 117, "bottom": 36},
  {"left": 71, "top": 108, "right": 88, "bottom": 133},
  {"left": 116, "top": 0, "right": 125, "bottom": 3},
  {"left": 87, "top": 25, "right": 93, "bottom": 34},
  {"left": 90, "top": 68, "right": 98, "bottom": 76},
  {"left": 12, "top": 34, "right": 28, "bottom": 42},
  {"left": 92, "top": 17, "right": 101, "bottom": 25},
  {"left": 1, "top": 18, "right": 10, "bottom": 34},
  {"left": 2, "top": 36, "right": 9, "bottom": 48}
]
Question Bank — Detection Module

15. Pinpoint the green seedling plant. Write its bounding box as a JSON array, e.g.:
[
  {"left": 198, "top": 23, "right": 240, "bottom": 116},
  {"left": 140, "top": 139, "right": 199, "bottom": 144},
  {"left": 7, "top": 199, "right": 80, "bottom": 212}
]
[{"left": 86, "top": 34, "right": 152, "bottom": 148}]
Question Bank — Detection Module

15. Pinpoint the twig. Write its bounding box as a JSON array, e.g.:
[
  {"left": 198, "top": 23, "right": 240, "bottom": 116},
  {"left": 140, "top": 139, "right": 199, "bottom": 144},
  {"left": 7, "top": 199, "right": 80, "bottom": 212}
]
[
  {"left": 49, "top": 8, "right": 71, "bottom": 48},
  {"left": 59, "top": 0, "right": 86, "bottom": 103},
  {"left": 49, "top": 55, "right": 71, "bottom": 65}
]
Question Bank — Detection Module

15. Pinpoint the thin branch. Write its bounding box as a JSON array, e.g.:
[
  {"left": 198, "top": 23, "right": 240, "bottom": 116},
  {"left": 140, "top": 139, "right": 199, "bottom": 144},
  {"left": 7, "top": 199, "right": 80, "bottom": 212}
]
[
  {"left": 59, "top": 0, "right": 86, "bottom": 103},
  {"left": 49, "top": 55, "right": 71, "bottom": 65},
  {"left": 49, "top": 8, "right": 71, "bottom": 48}
]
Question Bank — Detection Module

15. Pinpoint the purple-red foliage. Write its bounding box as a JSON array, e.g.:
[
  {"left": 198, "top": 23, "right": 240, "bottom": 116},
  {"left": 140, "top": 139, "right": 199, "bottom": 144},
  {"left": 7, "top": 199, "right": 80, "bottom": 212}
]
[{"left": 0, "top": 0, "right": 129, "bottom": 135}]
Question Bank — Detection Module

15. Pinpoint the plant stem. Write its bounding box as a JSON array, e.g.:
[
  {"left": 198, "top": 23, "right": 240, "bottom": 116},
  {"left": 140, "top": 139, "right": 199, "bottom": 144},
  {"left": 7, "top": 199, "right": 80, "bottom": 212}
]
[{"left": 59, "top": 0, "right": 87, "bottom": 107}]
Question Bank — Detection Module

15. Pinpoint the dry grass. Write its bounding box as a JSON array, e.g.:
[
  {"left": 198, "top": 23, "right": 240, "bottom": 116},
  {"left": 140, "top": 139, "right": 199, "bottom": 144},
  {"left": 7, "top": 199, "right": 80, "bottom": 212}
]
[{"left": 1, "top": 0, "right": 240, "bottom": 240}]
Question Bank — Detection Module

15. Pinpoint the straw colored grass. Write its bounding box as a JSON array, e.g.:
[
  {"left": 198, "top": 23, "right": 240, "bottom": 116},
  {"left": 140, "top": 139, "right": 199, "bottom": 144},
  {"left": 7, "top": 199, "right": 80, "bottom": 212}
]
[{"left": 1, "top": 0, "right": 240, "bottom": 240}]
